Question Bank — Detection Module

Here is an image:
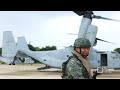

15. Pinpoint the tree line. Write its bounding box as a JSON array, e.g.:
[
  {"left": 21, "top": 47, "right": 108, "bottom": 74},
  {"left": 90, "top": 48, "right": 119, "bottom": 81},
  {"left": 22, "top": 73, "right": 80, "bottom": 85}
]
[{"left": 28, "top": 44, "right": 57, "bottom": 51}]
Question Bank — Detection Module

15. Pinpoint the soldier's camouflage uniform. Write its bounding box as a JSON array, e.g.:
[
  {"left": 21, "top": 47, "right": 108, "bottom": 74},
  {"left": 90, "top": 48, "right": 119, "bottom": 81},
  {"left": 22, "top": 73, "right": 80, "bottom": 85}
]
[{"left": 62, "top": 54, "right": 91, "bottom": 79}]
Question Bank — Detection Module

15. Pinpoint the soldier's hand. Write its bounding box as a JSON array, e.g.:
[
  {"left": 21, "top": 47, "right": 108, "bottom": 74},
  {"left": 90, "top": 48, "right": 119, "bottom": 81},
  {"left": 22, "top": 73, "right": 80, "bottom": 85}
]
[{"left": 92, "top": 71, "right": 101, "bottom": 79}]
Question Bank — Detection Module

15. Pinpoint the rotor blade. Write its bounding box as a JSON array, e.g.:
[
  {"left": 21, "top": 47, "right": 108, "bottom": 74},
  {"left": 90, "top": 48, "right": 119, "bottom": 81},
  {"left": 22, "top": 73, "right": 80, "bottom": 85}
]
[
  {"left": 96, "top": 38, "right": 116, "bottom": 44},
  {"left": 65, "top": 32, "right": 77, "bottom": 35},
  {"left": 93, "top": 15, "right": 120, "bottom": 22},
  {"left": 60, "top": 45, "right": 73, "bottom": 48},
  {"left": 73, "top": 11, "right": 86, "bottom": 16},
  {"left": 73, "top": 11, "right": 93, "bottom": 16},
  {"left": 65, "top": 32, "right": 116, "bottom": 44}
]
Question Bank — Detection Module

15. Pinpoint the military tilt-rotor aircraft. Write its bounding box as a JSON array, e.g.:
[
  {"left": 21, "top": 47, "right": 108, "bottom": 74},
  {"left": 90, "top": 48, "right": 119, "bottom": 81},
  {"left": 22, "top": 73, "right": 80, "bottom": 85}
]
[{"left": 1, "top": 11, "right": 120, "bottom": 72}]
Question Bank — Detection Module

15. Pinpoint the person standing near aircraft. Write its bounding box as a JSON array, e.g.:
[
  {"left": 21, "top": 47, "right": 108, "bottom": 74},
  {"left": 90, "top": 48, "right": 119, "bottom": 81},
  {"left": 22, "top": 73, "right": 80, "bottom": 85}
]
[{"left": 62, "top": 38, "right": 98, "bottom": 79}]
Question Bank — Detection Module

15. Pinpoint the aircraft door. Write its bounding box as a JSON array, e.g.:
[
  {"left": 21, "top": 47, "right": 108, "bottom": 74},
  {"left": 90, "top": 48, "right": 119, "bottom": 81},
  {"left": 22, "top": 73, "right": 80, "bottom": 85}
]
[{"left": 100, "top": 54, "right": 107, "bottom": 66}]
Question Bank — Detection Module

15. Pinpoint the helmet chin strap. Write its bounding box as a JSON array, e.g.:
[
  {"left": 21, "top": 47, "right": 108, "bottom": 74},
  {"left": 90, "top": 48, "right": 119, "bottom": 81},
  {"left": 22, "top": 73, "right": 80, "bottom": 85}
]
[
  {"left": 75, "top": 48, "right": 81, "bottom": 54},
  {"left": 76, "top": 48, "right": 88, "bottom": 59}
]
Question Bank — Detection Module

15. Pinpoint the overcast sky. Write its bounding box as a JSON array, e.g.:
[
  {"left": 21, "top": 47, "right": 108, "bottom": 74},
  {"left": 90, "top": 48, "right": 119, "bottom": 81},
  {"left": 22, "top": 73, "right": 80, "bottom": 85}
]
[{"left": 0, "top": 11, "right": 120, "bottom": 51}]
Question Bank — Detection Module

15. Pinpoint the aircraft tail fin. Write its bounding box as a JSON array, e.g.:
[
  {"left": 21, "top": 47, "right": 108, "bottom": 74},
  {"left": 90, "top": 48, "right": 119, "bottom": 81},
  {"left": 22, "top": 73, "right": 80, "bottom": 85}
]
[
  {"left": 2, "top": 31, "right": 17, "bottom": 57},
  {"left": 17, "top": 36, "right": 29, "bottom": 51}
]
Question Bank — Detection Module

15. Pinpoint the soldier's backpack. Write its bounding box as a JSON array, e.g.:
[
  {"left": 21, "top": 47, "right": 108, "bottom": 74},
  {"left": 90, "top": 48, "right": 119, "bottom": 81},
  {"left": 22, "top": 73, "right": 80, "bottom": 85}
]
[{"left": 61, "top": 56, "right": 73, "bottom": 78}]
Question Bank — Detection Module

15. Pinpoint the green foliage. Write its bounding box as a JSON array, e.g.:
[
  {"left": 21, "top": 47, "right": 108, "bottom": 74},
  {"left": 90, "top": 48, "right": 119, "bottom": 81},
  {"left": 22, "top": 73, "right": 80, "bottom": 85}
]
[
  {"left": 0, "top": 60, "right": 5, "bottom": 64},
  {"left": 35, "top": 47, "right": 41, "bottom": 51},
  {"left": 40, "top": 46, "right": 57, "bottom": 51},
  {"left": 28, "top": 44, "right": 36, "bottom": 51},
  {"left": 28, "top": 44, "right": 57, "bottom": 51},
  {"left": 114, "top": 48, "right": 120, "bottom": 54}
]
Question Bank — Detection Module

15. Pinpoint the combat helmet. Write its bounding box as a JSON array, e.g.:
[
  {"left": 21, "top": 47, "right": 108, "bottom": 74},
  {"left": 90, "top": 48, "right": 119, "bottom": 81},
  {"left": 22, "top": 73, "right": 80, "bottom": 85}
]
[{"left": 74, "top": 38, "right": 91, "bottom": 48}]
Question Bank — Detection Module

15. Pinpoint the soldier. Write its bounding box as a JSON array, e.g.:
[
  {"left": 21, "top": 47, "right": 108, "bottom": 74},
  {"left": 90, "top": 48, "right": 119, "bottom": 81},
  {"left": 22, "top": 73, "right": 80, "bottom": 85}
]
[{"left": 62, "top": 38, "right": 96, "bottom": 79}]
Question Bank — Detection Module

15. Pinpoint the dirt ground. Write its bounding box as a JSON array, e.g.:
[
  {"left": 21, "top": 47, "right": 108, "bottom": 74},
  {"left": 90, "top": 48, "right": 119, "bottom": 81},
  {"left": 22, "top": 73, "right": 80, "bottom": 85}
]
[
  {"left": 0, "top": 63, "right": 120, "bottom": 79},
  {"left": 0, "top": 64, "right": 62, "bottom": 79}
]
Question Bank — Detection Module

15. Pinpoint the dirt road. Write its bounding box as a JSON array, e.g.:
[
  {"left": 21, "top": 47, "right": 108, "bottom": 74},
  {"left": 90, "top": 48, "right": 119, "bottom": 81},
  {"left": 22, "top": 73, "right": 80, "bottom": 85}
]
[{"left": 0, "top": 64, "right": 120, "bottom": 79}]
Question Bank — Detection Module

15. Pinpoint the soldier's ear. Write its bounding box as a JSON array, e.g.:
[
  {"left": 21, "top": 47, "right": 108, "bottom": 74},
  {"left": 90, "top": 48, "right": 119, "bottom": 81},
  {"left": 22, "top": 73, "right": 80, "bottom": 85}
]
[{"left": 75, "top": 48, "right": 80, "bottom": 53}]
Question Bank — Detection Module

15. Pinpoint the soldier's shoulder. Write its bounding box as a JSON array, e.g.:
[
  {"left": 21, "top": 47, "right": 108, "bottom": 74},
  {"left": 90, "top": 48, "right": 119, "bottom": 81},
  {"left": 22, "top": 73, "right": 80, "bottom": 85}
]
[
  {"left": 66, "top": 57, "right": 83, "bottom": 71},
  {"left": 68, "top": 57, "right": 78, "bottom": 64},
  {"left": 67, "top": 57, "right": 81, "bottom": 65}
]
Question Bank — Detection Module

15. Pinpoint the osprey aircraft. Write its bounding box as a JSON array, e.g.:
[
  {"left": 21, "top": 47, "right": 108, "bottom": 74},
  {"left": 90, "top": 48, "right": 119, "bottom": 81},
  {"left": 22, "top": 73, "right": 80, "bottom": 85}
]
[{"left": 1, "top": 11, "right": 120, "bottom": 71}]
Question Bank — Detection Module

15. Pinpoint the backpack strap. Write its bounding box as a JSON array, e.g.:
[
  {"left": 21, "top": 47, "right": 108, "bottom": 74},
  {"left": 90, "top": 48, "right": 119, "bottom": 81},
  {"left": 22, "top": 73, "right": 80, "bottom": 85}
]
[{"left": 62, "top": 56, "right": 73, "bottom": 70}]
